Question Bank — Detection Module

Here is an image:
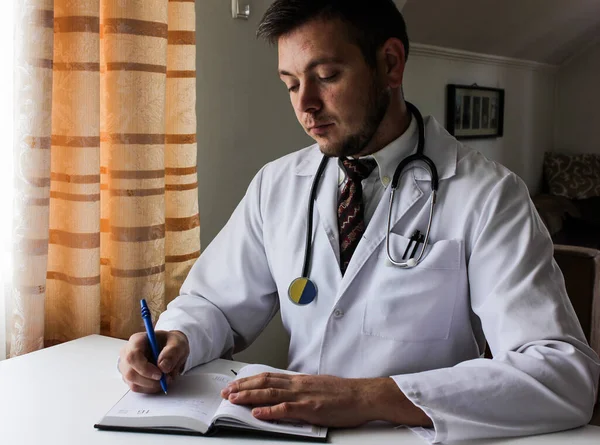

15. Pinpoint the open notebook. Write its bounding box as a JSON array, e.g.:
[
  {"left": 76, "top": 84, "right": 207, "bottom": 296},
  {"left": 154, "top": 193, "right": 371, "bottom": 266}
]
[{"left": 94, "top": 360, "right": 327, "bottom": 441}]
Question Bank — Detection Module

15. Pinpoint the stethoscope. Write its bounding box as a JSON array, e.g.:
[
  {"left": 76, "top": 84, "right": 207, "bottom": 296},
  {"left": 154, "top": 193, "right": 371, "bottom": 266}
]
[{"left": 288, "top": 102, "right": 439, "bottom": 306}]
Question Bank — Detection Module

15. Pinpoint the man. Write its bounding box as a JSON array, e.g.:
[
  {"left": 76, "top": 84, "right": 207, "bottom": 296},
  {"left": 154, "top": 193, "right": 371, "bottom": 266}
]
[{"left": 119, "top": 1, "right": 599, "bottom": 442}]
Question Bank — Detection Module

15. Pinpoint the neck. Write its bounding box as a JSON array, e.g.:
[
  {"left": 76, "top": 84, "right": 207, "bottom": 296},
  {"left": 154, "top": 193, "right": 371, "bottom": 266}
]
[{"left": 356, "top": 97, "right": 411, "bottom": 157}]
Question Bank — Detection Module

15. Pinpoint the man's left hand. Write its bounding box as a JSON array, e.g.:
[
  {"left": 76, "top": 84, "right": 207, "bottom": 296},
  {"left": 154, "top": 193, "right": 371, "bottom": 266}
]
[{"left": 220, "top": 372, "right": 427, "bottom": 428}]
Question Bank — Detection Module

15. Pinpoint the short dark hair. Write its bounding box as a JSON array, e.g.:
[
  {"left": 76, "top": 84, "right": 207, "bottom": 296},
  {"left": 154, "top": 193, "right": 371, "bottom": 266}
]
[{"left": 257, "top": 0, "right": 410, "bottom": 68}]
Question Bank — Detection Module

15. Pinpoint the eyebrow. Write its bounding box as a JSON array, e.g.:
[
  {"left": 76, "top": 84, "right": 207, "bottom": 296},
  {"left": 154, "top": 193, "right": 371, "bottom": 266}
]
[{"left": 278, "top": 57, "right": 344, "bottom": 77}]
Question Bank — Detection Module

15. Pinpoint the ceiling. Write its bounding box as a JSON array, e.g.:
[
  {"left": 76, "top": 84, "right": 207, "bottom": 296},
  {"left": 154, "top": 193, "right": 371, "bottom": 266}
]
[{"left": 398, "top": 0, "right": 600, "bottom": 65}]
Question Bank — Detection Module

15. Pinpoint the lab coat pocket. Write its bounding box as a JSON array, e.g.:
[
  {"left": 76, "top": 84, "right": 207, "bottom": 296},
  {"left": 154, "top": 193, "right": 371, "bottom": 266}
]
[{"left": 365, "top": 234, "right": 462, "bottom": 341}]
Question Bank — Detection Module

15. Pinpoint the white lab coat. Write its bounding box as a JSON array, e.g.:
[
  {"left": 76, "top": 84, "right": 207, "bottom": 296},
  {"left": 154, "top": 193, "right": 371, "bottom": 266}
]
[{"left": 156, "top": 116, "right": 600, "bottom": 443}]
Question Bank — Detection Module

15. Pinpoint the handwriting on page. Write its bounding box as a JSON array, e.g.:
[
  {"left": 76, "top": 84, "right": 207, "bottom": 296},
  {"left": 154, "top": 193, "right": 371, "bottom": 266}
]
[
  {"left": 116, "top": 409, "right": 151, "bottom": 415},
  {"left": 107, "top": 373, "right": 232, "bottom": 424},
  {"left": 211, "top": 375, "right": 230, "bottom": 383}
]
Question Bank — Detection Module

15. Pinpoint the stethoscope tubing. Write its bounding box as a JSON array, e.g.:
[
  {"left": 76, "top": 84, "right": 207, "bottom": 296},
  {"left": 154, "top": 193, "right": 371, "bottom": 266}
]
[
  {"left": 302, "top": 155, "right": 329, "bottom": 278},
  {"left": 386, "top": 187, "right": 437, "bottom": 267},
  {"left": 300, "top": 102, "right": 439, "bottom": 280}
]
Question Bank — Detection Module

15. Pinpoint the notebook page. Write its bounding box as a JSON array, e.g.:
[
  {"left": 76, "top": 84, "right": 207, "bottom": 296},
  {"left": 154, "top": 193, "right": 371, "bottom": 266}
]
[
  {"left": 214, "top": 402, "right": 325, "bottom": 437},
  {"left": 234, "top": 363, "right": 298, "bottom": 379},
  {"left": 103, "top": 373, "right": 232, "bottom": 429}
]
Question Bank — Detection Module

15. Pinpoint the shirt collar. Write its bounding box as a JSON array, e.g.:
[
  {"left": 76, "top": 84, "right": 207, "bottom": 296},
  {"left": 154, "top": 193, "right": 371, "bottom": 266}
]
[
  {"left": 295, "top": 114, "right": 457, "bottom": 183},
  {"left": 338, "top": 113, "right": 418, "bottom": 188}
]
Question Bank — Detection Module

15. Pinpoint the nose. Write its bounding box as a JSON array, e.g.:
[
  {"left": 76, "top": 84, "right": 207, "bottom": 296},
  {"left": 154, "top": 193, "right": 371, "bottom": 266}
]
[{"left": 296, "top": 81, "right": 322, "bottom": 115}]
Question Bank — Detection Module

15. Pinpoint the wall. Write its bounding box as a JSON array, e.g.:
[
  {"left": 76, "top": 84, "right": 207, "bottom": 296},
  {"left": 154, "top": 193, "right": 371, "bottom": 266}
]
[
  {"left": 404, "top": 45, "right": 557, "bottom": 194},
  {"left": 554, "top": 40, "right": 600, "bottom": 154},
  {"left": 196, "top": 0, "right": 309, "bottom": 367},
  {"left": 195, "top": 2, "right": 557, "bottom": 366},
  {"left": 0, "top": 283, "right": 5, "bottom": 360},
  {"left": 196, "top": 0, "right": 311, "bottom": 250}
]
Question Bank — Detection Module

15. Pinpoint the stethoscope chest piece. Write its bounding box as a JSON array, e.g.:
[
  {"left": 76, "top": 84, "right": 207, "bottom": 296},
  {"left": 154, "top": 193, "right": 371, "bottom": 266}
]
[{"left": 288, "top": 277, "right": 318, "bottom": 305}]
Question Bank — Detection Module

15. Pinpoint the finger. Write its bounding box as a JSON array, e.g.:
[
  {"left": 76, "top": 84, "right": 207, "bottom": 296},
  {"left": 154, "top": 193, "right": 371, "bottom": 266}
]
[
  {"left": 121, "top": 349, "right": 163, "bottom": 391},
  {"left": 233, "top": 372, "right": 295, "bottom": 387},
  {"left": 223, "top": 374, "right": 292, "bottom": 398},
  {"left": 173, "top": 349, "right": 189, "bottom": 375},
  {"left": 163, "top": 350, "right": 187, "bottom": 382},
  {"left": 157, "top": 331, "right": 188, "bottom": 374},
  {"left": 167, "top": 363, "right": 184, "bottom": 383},
  {"left": 121, "top": 333, "right": 163, "bottom": 382},
  {"left": 121, "top": 360, "right": 163, "bottom": 392},
  {"left": 130, "top": 382, "right": 163, "bottom": 394},
  {"left": 227, "top": 373, "right": 293, "bottom": 394},
  {"left": 226, "top": 388, "right": 296, "bottom": 406},
  {"left": 252, "top": 402, "right": 309, "bottom": 423}
]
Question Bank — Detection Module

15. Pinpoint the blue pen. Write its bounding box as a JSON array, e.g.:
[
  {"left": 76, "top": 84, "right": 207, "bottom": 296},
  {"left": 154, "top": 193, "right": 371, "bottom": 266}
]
[{"left": 140, "top": 299, "right": 168, "bottom": 394}]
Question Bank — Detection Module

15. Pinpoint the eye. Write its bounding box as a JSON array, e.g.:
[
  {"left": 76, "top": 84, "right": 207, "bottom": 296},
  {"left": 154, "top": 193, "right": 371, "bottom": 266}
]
[
  {"left": 319, "top": 73, "right": 339, "bottom": 82},
  {"left": 288, "top": 84, "right": 299, "bottom": 93}
]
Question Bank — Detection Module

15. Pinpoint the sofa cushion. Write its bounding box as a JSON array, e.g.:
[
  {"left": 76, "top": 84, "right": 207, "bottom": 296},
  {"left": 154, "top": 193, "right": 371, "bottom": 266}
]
[
  {"left": 544, "top": 152, "right": 600, "bottom": 200},
  {"left": 556, "top": 216, "right": 600, "bottom": 250},
  {"left": 574, "top": 196, "right": 600, "bottom": 226},
  {"left": 532, "top": 194, "right": 580, "bottom": 235}
]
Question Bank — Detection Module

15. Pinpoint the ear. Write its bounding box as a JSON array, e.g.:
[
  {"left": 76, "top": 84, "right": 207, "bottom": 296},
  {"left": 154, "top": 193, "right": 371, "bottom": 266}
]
[{"left": 380, "top": 38, "right": 406, "bottom": 89}]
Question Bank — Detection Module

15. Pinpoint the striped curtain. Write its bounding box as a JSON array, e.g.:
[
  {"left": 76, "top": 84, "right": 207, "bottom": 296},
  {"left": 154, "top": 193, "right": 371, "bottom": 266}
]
[{"left": 10, "top": 0, "right": 199, "bottom": 357}]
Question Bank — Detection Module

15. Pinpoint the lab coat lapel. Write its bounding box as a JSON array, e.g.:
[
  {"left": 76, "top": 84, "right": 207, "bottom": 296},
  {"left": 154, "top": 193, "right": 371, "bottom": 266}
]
[
  {"left": 336, "top": 116, "right": 458, "bottom": 298},
  {"left": 337, "top": 172, "right": 424, "bottom": 295},
  {"left": 294, "top": 149, "right": 341, "bottom": 266},
  {"left": 314, "top": 157, "right": 341, "bottom": 264}
]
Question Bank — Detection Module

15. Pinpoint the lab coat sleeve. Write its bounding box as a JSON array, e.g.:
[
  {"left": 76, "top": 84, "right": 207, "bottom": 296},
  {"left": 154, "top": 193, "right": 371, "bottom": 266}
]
[
  {"left": 155, "top": 166, "right": 279, "bottom": 372},
  {"left": 392, "top": 172, "right": 600, "bottom": 443}
]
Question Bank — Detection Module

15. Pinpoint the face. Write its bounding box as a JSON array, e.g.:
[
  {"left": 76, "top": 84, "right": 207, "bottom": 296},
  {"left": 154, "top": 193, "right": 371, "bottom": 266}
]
[{"left": 278, "top": 18, "right": 390, "bottom": 158}]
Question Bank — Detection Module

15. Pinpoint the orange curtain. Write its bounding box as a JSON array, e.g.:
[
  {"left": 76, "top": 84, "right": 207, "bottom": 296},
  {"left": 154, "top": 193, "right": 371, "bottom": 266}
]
[{"left": 10, "top": 0, "right": 199, "bottom": 357}]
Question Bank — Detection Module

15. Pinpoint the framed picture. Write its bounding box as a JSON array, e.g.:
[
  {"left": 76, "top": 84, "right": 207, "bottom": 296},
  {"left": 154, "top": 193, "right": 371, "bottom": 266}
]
[{"left": 446, "top": 84, "right": 504, "bottom": 139}]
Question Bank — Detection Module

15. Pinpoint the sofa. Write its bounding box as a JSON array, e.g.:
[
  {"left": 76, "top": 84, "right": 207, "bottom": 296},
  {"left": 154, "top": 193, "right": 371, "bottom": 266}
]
[
  {"left": 553, "top": 245, "right": 600, "bottom": 424},
  {"left": 533, "top": 152, "right": 600, "bottom": 249}
]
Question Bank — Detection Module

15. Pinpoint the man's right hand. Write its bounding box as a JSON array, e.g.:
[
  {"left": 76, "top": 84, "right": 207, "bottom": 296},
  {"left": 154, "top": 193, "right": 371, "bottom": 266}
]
[{"left": 119, "top": 330, "right": 190, "bottom": 394}]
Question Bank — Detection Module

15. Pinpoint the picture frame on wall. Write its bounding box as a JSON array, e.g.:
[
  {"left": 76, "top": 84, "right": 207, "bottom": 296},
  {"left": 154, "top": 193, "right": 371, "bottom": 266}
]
[{"left": 446, "top": 84, "right": 504, "bottom": 139}]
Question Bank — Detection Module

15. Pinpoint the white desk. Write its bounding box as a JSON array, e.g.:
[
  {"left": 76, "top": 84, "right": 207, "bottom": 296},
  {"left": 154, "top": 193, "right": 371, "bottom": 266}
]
[{"left": 1, "top": 335, "right": 599, "bottom": 445}]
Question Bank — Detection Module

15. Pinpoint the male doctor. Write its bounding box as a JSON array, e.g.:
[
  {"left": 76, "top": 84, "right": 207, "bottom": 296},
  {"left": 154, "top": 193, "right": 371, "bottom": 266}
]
[{"left": 118, "top": 0, "right": 600, "bottom": 442}]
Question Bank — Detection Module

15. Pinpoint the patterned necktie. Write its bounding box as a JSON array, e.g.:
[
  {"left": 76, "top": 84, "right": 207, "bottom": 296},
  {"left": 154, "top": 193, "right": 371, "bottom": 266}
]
[{"left": 338, "top": 158, "right": 377, "bottom": 275}]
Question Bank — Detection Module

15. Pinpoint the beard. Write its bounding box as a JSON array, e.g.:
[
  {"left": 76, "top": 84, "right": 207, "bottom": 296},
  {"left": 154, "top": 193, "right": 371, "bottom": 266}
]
[{"left": 317, "top": 74, "right": 391, "bottom": 158}]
